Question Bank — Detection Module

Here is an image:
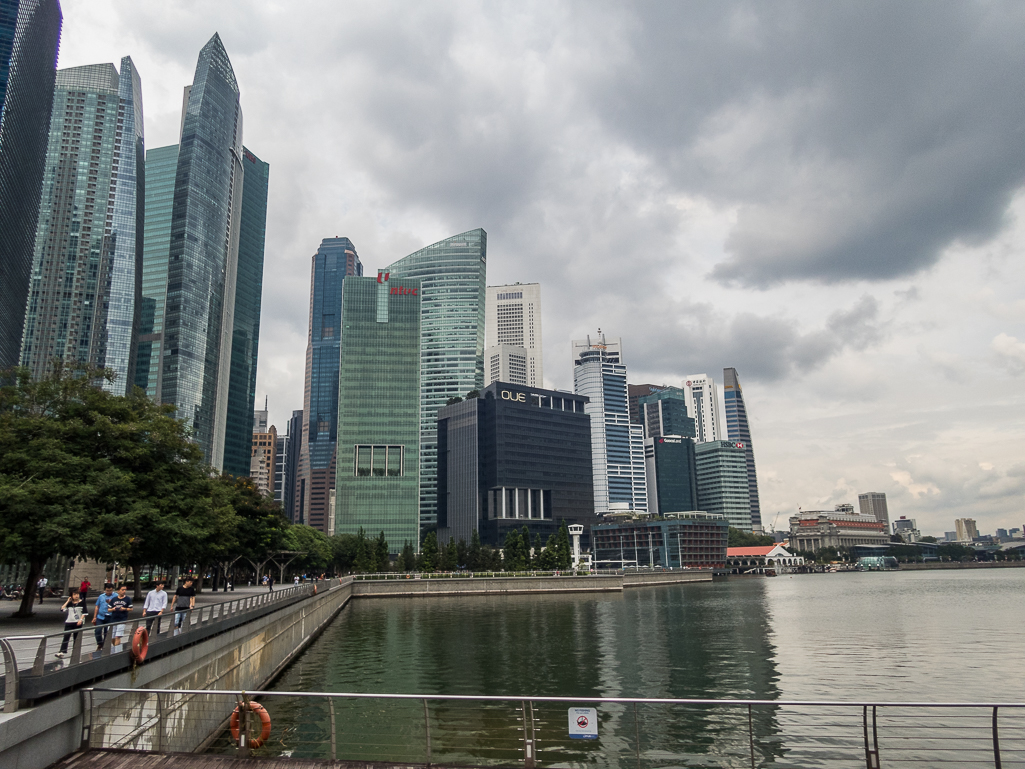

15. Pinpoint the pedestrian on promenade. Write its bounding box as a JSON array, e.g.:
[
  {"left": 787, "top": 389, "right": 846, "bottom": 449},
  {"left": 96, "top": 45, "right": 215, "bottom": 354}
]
[
  {"left": 143, "top": 581, "right": 167, "bottom": 635},
  {"left": 55, "top": 589, "right": 87, "bottom": 658},
  {"left": 173, "top": 577, "right": 196, "bottom": 634},
  {"left": 37, "top": 575, "right": 48, "bottom": 603},
  {"left": 91, "top": 583, "right": 115, "bottom": 650},
  {"left": 79, "top": 579, "right": 91, "bottom": 601},
  {"left": 108, "top": 585, "right": 133, "bottom": 651},
  {"left": 293, "top": 575, "right": 299, "bottom": 586},
  {"left": 267, "top": 574, "right": 274, "bottom": 591}
]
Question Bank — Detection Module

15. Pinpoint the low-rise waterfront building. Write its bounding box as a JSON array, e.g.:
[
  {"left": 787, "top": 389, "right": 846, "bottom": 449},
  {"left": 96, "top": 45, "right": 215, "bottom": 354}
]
[
  {"left": 591, "top": 513, "right": 728, "bottom": 569},
  {"left": 436, "top": 381, "right": 595, "bottom": 547},
  {"left": 726, "top": 544, "right": 805, "bottom": 574},
  {"left": 788, "top": 506, "right": 889, "bottom": 551}
]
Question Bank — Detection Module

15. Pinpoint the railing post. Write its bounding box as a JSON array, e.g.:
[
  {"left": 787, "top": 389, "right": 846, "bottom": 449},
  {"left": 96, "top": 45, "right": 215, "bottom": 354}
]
[
  {"left": 423, "top": 698, "right": 432, "bottom": 765},
  {"left": 71, "top": 623, "right": 84, "bottom": 664},
  {"left": 523, "top": 699, "right": 536, "bottom": 769},
  {"left": 79, "top": 688, "right": 92, "bottom": 749},
  {"left": 1, "top": 638, "right": 20, "bottom": 713},
  {"left": 155, "top": 692, "right": 164, "bottom": 753},
  {"left": 863, "top": 705, "right": 880, "bottom": 769},
  {"left": 238, "top": 693, "right": 251, "bottom": 758},
  {"left": 993, "top": 706, "right": 1002, "bottom": 769},
  {"left": 634, "top": 701, "right": 641, "bottom": 769},
  {"left": 329, "top": 696, "right": 337, "bottom": 761},
  {"left": 32, "top": 636, "right": 47, "bottom": 675}
]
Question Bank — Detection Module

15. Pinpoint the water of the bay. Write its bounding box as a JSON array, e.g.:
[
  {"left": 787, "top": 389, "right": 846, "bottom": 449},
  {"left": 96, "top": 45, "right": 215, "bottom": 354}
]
[{"left": 228, "top": 569, "right": 1025, "bottom": 767}]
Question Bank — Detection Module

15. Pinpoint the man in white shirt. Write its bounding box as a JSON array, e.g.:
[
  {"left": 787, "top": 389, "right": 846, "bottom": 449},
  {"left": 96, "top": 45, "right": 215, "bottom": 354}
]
[
  {"left": 37, "top": 575, "right": 48, "bottom": 603},
  {"left": 143, "top": 581, "right": 168, "bottom": 635}
]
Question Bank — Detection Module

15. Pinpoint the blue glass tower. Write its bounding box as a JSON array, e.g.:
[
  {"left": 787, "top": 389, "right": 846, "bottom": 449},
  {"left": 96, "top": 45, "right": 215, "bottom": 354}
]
[
  {"left": 0, "top": 0, "right": 61, "bottom": 370},
  {"left": 723, "top": 367, "right": 762, "bottom": 531},
  {"left": 222, "top": 146, "right": 269, "bottom": 478},
  {"left": 161, "top": 33, "right": 243, "bottom": 468},
  {"left": 296, "top": 237, "right": 362, "bottom": 531},
  {"left": 386, "top": 229, "right": 487, "bottom": 529}
]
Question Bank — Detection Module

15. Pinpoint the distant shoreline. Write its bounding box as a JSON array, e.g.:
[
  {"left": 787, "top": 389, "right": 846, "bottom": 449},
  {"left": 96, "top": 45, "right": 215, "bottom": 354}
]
[{"left": 897, "top": 560, "right": 1025, "bottom": 570}]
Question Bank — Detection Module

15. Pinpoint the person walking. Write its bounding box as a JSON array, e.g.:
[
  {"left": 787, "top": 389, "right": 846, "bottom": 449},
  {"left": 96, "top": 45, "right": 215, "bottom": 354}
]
[
  {"left": 37, "top": 575, "right": 48, "bottom": 603},
  {"left": 108, "top": 585, "right": 133, "bottom": 652},
  {"left": 267, "top": 574, "right": 274, "bottom": 592},
  {"left": 91, "top": 583, "right": 116, "bottom": 651},
  {"left": 173, "top": 577, "right": 196, "bottom": 634},
  {"left": 293, "top": 575, "right": 299, "bottom": 586},
  {"left": 143, "top": 581, "right": 167, "bottom": 635},
  {"left": 79, "top": 579, "right": 91, "bottom": 602},
  {"left": 55, "top": 589, "right": 87, "bottom": 658}
]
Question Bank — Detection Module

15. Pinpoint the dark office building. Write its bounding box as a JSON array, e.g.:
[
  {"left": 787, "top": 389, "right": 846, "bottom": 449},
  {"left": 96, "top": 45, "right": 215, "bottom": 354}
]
[
  {"left": 592, "top": 514, "right": 728, "bottom": 569},
  {"left": 437, "top": 381, "right": 595, "bottom": 547},
  {"left": 644, "top": 436, "right": 698, "bottom": 515},
  {"left": 638, "top": 387, "right": 695, "bottom": 439},
  {"left": 627, "top": 383, "right": 669, "bottom": 425},
  {"left": 222, "top": 147, "right": 270, "bottom": 478},
  {"left": 277, "top": 408, "right": 302, "bottom": 522},
  {"left": 0, "top": 0, "right": 61, "bottom": 370}
]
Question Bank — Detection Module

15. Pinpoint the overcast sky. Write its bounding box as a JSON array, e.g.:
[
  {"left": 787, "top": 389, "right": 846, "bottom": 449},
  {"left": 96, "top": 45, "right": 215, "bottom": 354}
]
[{"left": 60, "top": 1, "right": 1025, "bottom": 537}]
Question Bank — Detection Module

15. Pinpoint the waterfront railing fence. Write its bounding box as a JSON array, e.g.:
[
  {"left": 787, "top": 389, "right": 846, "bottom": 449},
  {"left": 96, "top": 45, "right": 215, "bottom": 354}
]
[{"left": 82, "top": 688, "right": 1025, "bottom": 769}]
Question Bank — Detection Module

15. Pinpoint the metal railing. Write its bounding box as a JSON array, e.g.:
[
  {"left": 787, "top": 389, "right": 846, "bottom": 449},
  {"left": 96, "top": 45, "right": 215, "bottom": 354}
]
[
  {"left": 349, "top": 567, "right": 711, "bottom": 581},
  {"left": 0, "top": 578, "right": 346, "bottom": 711},
  {"left": 82, "top": 688, "right": 1025, "bottom": 768}
]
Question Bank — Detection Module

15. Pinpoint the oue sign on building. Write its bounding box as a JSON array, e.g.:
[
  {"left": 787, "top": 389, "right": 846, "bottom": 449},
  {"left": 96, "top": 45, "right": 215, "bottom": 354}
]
[{"left": 501, "top": 390, "right": 526, "bottom": 402}]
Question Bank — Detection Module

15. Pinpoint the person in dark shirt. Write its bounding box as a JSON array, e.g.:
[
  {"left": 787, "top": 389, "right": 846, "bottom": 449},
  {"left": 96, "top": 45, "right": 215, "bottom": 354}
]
[
  {"left": 108, "top": 585, "right": 133, "bottom": 651},
  {"left": 173, "top": 578, "right": 196, "bottom": 633}
]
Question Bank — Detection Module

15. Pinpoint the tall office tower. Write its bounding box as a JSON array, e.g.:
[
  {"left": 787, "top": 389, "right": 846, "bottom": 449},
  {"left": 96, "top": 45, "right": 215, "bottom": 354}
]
[
  {"left": 639, "top": 387, "right": 695, "bottom": 440},
  {"left": 628, "top": 383, "right": 669, "bottom": 425},
  {"left": 695, "top": 440, "right": 752, "bottom": 531},
  {"left": 954, "top": 517, "right": 979, "bottom": 543},
  {"left": 644, "top": 436, "right": 699, "bottom": 515},
  {"left": 572, "top": 333, "right": 647, "bottom": 514},
  {"left": 683, "top": 374, "right": 722, "bottom": 443},
  {"left": 253, "top": 396, "right": 268, "bottom": 432},
  {"left": 222, "top": 147, "right": 270, "bottom": 477},
  {"left": 386, "top": 228, "right": 487, "bottom": 529},
  {"left": 0, "top": 0, "right": 61, "bottom": 370},
  {"left": 250, "top": 421, "right": 276, "bottom": 496},
  {"left": 160, "top": 33, "right": 244, "bottom": 469},
  {"left": 134, "top": 143, "right": 177, "bottom": 396},
  {"left": 858, "top": 491, "right": 890, "bottom": 532},
  {"left": 20, "top": 60, "right": 144, "bottom": 390},
  {"left": 484, "top": 282, "right": 542, "bottom": 387},
  {"left": 295, "top": 237, "right": 362, "bottom": 532},
  {"left": 334, "top": 273, "right": 421, "bottom": 552},
  {"left": 723, "top": 367, "right": 762, "bottom": 531},
  {"left": 279, "top": 408, "right": 302, "bottom": 521}
]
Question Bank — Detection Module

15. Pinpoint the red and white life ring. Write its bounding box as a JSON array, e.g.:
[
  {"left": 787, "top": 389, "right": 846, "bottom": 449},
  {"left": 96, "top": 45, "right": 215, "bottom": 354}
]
[{"left": 230, "top": 701, "right": 272, "bottom": 749}]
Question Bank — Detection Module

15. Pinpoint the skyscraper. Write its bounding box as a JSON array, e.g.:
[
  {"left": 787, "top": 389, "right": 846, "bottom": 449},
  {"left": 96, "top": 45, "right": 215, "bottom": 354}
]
[
  {"left": 723, "top": 367, "right": 762, "bottom": 531},
  {"left": 159, "top": 33, "right": 243, "bottom": 469},
  {"left": 334, "top": 273, "right": 421, "bottom": 551},
  {"left": 639, "top": 387, "right": 695, "bottom": 440},
  {"left": 386, "top": 228, "right": 487, "bottom": 529},
  {"left": 222, "top": 147, "right": 269, "bottom": 477},
  {"left": 134, "top": 143, "right": 177, "bottom": 397},
  {"left": 644, "top": 436, "right": 699, "bottom": 515},
  {"left": 683, "top": 374, "right": 722, "bottom": 444},
  {"left": 296, "top": 237, "right": 362, "bottom": 531},
  {"left": 628, "top": 383, "right": 669, "bottom": 425},
  {"left": 0, "top": 0, "right": 61, "bottom": 370},
  {"left": 20, "top": 59, "right": 144, "bottom": 391},
  {"left": 695, "top": 440, "right": 752, "bottom": 530},
  {"left": 276, "top": 409, "right": 302, "bottom": 521},
  {"left": 858, "top": 492, "right": 890, "bottom": 532},
  {"left": 572, "top": 333, "right": 647, "bottom": 514},
  {"left": 484, "top": 282, "right": 542, "bottom": 387}
]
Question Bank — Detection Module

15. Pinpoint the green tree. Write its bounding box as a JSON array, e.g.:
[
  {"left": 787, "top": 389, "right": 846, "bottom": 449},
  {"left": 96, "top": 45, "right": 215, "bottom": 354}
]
[
  {"left": 467, "top": 529, "right": 483, "bottom": 571},
  {"left": 938, "top": 543, "right": 976, "bottom": 561},
  {"left": 456, "top": 538, "right": 468, "bottom": 569},
  {"left": 216, "top": 474, "right": 290, "bottom": 586},
  {"left": 420, "top": 531, "right": 439, "bottom": 572},
  {"left": 399, "top": 540, "right": 416, "bottom": 571},
  {"left": 287, "top": 524, "right": 333, "bottom": 577},
  {"left": 353, "top": 528, "right": 376, "bottom": 573},
  {"left": 920, "top": 536, "right": 938, "bottom": 543},
  {"left": 465, "top": 390, "right": 480, "bottom": 399},
  {"left": 503, "top": 529, "right": 526, "bottom": 571},
  {"left": 375, "top": 531, "right": 390, "bottom": 572},
  {"left": 727, "top": 527, "right": 775, "bottom": 548},
  {"left": 537, "top": 533, "right": 558, "bottom": 569},
  {"left": 521, "top": 526, "right": 533, "bottom": 568},
  {"left": 331, "top": 533, "right": 359, "bottom": 573},
  {"left": 446, "top": 396, "right": 463, "bottom": 405},
  {"left": 440, "top": 538, "right": 458, "bottom": 571},
  {"left": 554, "top": 522, "right": 572, "bottom": 568}
]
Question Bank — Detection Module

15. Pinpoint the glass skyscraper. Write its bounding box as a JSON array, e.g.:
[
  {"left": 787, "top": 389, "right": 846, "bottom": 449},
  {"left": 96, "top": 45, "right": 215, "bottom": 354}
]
[
  {"left": 723, "top": 367, "right": 762, "bottom": 531},
  {"left": 222, "top": 147, "right": 269, "bottom": 478},
  {"left": 134, "top": 144, "right": 177, "bottom": 397},
  {"left": 160, "top": 33, "right": 244, "bottom": 469},
  {"left": 296, "top": 237, "right": 362, "bottom": 531},
  {"left": 386, "top": 228, "right": 486, "bottom": 529},
  {"left": 695, "top": 440, "right": 752, "bottom": 531},
  {"left": 334, "top": 274, "right": 421, "bottom": 553},
  {"left": 572, "top": 334, "right": 648, "bottom": 514},
  {"left": 20, "top": 59, "right": 144, "bottom": 392},
  {"left": 0, "top": 0, "right": 61, "bottom": 370}
]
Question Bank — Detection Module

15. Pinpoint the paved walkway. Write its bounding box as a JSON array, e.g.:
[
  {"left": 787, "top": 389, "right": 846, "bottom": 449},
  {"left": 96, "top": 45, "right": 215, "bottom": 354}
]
[{"left": 53, "top": 749, "right": 381, "bottom": 769}]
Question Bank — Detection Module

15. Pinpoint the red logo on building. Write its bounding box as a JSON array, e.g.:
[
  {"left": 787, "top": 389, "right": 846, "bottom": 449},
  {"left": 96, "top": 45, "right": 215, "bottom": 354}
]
[
  {"left": 377, "top": 271, "right": 389, "bottom": 284},
  {"left": 390, "top": 286, "right": 418, "bottom": 296}
]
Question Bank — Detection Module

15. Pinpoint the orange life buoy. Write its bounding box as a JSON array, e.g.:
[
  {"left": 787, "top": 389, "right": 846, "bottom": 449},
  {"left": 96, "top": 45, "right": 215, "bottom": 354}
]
[
  {"left": 312, "top": 584, "right": 317, "bottom": 595},
  {"left": 230, "top": 702, "right": 272, "bottom": 749},
  {"left": 130, "top": 627, "right": 148, "bottom": 662}
]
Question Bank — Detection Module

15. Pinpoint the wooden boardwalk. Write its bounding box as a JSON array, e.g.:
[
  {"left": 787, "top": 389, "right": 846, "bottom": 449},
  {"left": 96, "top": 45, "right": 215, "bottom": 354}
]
[{"left": 50, "top": 750, "right": 437, "bottom": 769}]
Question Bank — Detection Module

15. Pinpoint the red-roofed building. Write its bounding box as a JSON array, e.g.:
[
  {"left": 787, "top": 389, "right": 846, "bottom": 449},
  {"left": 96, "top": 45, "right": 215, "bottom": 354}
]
[{"left": 726, "top": 544, "right": 804, "bottom": 574}]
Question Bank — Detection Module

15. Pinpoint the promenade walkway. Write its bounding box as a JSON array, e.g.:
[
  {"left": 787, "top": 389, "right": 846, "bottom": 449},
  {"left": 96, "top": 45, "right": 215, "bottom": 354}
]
[{"left": 53, "top": 750, "right": 361, "bottom": 768}]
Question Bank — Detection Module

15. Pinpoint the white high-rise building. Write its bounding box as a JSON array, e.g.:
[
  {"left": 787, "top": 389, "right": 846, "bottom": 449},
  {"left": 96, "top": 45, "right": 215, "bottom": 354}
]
[
  {"left": 573, "top": 333, "right": 647, "bottom": 514},
  {"left": 485, "top": 283, "right": 543, "bottom": 387},
  {"left": 683, "top": 374, "right": 722, "bottom": 444}
]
